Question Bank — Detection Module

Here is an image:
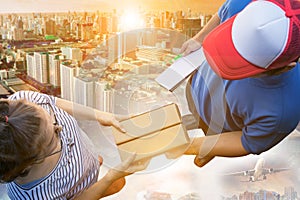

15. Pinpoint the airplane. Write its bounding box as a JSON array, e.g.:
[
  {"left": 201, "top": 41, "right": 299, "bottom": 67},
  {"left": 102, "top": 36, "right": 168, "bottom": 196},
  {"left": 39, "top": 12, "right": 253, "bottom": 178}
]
[{"left": 223, "top": 158, "right": 290, "bottom": 182}]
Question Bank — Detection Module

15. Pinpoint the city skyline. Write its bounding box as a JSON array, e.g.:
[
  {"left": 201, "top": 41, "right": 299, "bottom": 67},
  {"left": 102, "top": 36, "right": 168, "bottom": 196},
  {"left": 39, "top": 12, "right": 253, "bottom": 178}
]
[{"left": 0, "top": 0, "right": 223, "bottom": 14}]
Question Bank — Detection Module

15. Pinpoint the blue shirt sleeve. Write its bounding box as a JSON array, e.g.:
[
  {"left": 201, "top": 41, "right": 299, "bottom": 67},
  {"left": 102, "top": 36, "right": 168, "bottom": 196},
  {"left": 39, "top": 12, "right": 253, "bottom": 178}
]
[
  {"left": 241, "top": 118, "right": 287, "bottom": 154},
  {"left": 218, "top": 0, "right": 252, "bottom": 22},
  {"left": 229, "top": 65, "right": 300, "bottom": 154}
]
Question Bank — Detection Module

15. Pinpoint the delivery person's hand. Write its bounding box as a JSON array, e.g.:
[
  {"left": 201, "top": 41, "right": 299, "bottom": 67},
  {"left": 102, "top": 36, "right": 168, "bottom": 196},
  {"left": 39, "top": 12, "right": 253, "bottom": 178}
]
[
  {"left": 165, "top": 143, "right": 191, "bottom": 159},
  {"left": 180, "top": 38, "right": 202, "bottom": 56}
]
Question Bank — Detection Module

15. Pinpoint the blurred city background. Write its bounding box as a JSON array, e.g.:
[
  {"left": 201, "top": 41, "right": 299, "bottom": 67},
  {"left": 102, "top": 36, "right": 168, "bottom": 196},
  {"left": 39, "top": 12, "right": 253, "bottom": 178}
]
[{"left": 0, "top": 3, "right": 217, "bottom": 116}]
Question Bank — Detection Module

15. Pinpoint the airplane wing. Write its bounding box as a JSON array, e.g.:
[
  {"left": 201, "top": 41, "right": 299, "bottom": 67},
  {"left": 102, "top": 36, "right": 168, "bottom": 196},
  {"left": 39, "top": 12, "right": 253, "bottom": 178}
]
[
  {"left": 222, "top": 169, "right": 255, "bottom": 177},
  {"left": 262, "top": 167, "right": 290, "bottom": 174}
]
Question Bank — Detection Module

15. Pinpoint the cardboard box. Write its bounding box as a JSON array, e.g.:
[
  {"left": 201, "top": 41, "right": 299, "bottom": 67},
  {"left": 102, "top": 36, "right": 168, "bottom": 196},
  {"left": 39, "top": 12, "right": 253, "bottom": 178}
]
[{"left": 112, "top": 103, "right": 190, "bottom": 162}]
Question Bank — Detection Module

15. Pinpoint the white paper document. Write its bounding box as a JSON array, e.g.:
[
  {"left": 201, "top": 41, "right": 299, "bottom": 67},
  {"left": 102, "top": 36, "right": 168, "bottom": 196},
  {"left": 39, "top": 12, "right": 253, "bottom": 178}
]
[{"left": 155, "top": 47, "right": 206, "bottom": 91}]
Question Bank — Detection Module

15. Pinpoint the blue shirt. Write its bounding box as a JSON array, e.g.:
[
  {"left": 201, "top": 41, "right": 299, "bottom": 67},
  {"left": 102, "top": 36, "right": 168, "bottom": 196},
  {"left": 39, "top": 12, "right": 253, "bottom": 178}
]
[
  {"left": 218, "top": 0, "right": 251, "bottom": 23},
  {"left": 191, "top": 0, "right": 300, "bottom": 154}
]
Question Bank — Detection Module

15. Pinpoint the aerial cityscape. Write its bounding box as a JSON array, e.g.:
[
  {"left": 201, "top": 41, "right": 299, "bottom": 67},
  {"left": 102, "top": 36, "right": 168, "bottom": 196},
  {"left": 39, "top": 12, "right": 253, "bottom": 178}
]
[
  {"left": 0, "top": 6, "right": 214, "bottom": 115},
  {"left": 221, "top": 186, "right": 298, "bottom": 200}
]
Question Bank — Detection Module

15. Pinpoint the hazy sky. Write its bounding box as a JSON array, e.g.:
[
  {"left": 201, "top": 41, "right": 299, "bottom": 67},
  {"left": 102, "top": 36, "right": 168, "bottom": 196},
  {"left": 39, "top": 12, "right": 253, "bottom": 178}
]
[{"left": 0, "top": 0, "right": 223, "bottom": 14}]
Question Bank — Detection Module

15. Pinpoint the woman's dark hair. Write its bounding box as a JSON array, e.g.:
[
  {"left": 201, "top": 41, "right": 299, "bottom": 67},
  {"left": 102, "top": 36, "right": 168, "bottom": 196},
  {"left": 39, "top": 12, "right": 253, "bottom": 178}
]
[{"left": 0, "top": 99, "right": 46, "bottom": 182}]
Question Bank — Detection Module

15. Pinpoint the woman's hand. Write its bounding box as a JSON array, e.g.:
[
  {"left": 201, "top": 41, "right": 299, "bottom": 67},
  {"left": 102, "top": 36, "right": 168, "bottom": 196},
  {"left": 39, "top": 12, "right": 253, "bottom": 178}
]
[
  {"left": 105, "top": 153, "right": 150, "bottom": 182},
  {"left": 95, "top": 111, "right": 127, "bottom": 132},
  {"left": 74, "top": 154, "right": 149, "bottom": 200}
]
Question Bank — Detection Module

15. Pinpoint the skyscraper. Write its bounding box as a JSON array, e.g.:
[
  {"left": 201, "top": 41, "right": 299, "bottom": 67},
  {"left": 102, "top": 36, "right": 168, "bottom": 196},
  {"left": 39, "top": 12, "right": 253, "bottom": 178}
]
[
  {"left": 34, "top": 52, "right": 49, "bottom": 83},
  {"left": 142, "top": 29, "right": 157, "bottom": 46},
  {"left": 81, "top": 23, "right": 93, "bottom": 41},
  {"left": 60, "top": 60, "right": 79, "bottom": 101},
  {"left": 284, "top": 187, "right": 297, "bottom": 200},
  {"left": 12, "top": 26, "right": 24, "bottom": 41},
  {"left": 73, "top": 76, "right": 95, "bottom": 107},
  {"left": 95, "top": 80, "right": 114, "bottom": 113},
  {"left": 100, "top": 16, "right": 108, "bottom": 35},
  {"left": 122, "top": 30, "right": 140, "bottom": 57},
  {"left": 45, "top": 18, "right": 56, "bottom": 35},
  {"left": 26, "top": 52, "right": 35, "bottom": 79},
  {"left": 70, "top": 47, "right": 83, "bottom": 63},
  {"left": 12, "top": 16, "right": 24, "bottom": 41},
  {"left": 61, "top": 47, "right": 83, "bottom": 63},
  {"left": 107, "top": 32, "right": 122, "bottom": 65},
  {"left": 49, "top": 53, "right": 64, "bottom": 87}
]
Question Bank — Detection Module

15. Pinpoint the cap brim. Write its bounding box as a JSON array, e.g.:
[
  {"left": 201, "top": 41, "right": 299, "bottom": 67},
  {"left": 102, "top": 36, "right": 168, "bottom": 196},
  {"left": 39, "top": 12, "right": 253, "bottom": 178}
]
[{"left": 203, "top": 15, "right": 267, "bottom": 80}]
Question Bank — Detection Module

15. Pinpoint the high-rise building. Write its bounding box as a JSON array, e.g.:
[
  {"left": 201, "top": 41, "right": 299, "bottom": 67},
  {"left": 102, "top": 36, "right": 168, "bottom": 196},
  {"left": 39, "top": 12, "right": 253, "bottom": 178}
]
[
  {"left": 142, "top": 29, "right": 157, "bottom": 46},
  {"left": 60, "top": 47, "right": 70, "bottom": 58},
  {"left": 161, "top": 11, "right": 171, "bottom": 28},
  {"left": 122, "top": 31, "right": 139, "bottom": 56},
  {"left": 26, "top": 52, "right": 35, "bottom": 78},
  {"left": 254, "top": 190, "right": 279, "bottom": 200},
  {"left": 111, "top": 12, "right": 118, "bottom": 33},
  {"left": 81, "top": 23, "right": 93, "bottom": 41},
  {"left": 14, "top": 58, "right": 26, "bottom": 72},
  {"left": 25, "top": 17, "right": 34, "bottom": 31},
  {"left": 70, "top": 47, "right": 83, "bottom": 63},
  {"left": 70, "top": 20, "right": 78, "bottom": 34},
  {"left": 177, "top": 18, "right": 201, "bottom": 38},
  {"left": 12, "top": 26, "right": 24, "bottom": 41},
  {"left": 16, "top": 16, "right": 23, "bottom": 29},
  {"left": 106, "top": 15, "right": 113, "bottom": 33},
  {"left": 61, "top": 47, "right": 83, "bottom": 63},
  {"left": 75, "top": 22, "right": 81, "bottom": 39},
  {"left": 284, "top": 187, "right": 297, "bottom": 200},
  {"left": 107, "top": 30, "right": 140, "bottom": 66},
  {"left": 0, "top": 15, "right": 3, "bottom": 27},
  {"left": 45, "top": 19, "right": 56, "bottom": 35},
  {"left": 95, "top": 81, "right": 114, "bottom": 113},
  {"left": 34, "top": 52, "right": 49, "bottom": 83},
  {"left": 107, "top": 33, "right": 122, "bottom": 65},
  {"left": 60, "top": 60, "right": 79, "bottom": 101},
  {"left": 49, "top": 53, "right": 64, "bottom": 87},
  {"left": 73, "top": 76, "right": 95, "bottom": 107},
  {"left": 93, "top": 15, "right": 99, "bottom": 33},
  {"left": 100, "top": 16, "right": 108, "bottom": 35}
]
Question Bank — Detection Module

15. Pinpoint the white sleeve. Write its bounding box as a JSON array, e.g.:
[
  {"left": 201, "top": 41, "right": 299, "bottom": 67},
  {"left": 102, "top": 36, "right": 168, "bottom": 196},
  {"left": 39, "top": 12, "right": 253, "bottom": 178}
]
[{"left": 8, "top": 90, "right": 57, "bottom": 105}]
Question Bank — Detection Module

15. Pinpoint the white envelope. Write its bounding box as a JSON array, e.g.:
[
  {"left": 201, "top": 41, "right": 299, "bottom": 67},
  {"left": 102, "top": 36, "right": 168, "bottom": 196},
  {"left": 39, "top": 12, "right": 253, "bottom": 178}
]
[{"left": 155, "top": 47, "right": 206, "bottom": 91}]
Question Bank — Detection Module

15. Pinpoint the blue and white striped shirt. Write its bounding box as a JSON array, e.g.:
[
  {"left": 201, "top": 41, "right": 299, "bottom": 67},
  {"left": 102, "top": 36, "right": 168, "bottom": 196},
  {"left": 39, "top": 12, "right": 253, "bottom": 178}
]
[{"left": 6, "top": 91, "right": 100, "bottom": 199}]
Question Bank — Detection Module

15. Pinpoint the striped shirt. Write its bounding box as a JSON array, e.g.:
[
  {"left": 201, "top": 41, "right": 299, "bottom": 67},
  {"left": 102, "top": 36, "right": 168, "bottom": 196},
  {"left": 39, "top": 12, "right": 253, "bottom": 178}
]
[{"left": 6, "top": 91, "right": 100, "bottom": 200}]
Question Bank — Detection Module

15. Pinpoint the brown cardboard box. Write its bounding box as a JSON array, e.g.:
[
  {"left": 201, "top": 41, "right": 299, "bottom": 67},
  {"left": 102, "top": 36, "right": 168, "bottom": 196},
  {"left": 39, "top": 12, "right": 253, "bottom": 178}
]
[{"left": 112, "top": 103, "right": 190, "bottom": 162}]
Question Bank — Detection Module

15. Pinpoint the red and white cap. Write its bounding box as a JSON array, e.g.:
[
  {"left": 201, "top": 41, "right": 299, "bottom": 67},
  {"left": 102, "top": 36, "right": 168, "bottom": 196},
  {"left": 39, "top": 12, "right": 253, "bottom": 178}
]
[{"left": 203, "top": 0, "right": 300, "bottom": 80}]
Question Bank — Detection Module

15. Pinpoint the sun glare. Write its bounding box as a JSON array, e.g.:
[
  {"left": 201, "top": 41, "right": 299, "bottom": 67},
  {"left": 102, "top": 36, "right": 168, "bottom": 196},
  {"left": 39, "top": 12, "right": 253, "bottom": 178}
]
[{"left": 120, "top": 10, "right": 145, "bottom": 31}]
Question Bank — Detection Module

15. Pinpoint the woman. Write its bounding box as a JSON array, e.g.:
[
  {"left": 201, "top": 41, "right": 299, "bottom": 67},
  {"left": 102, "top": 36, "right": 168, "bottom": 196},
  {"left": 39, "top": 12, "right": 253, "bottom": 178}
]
[{"left": 0, "top": 90, "right": 148, "bottom": 199}]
